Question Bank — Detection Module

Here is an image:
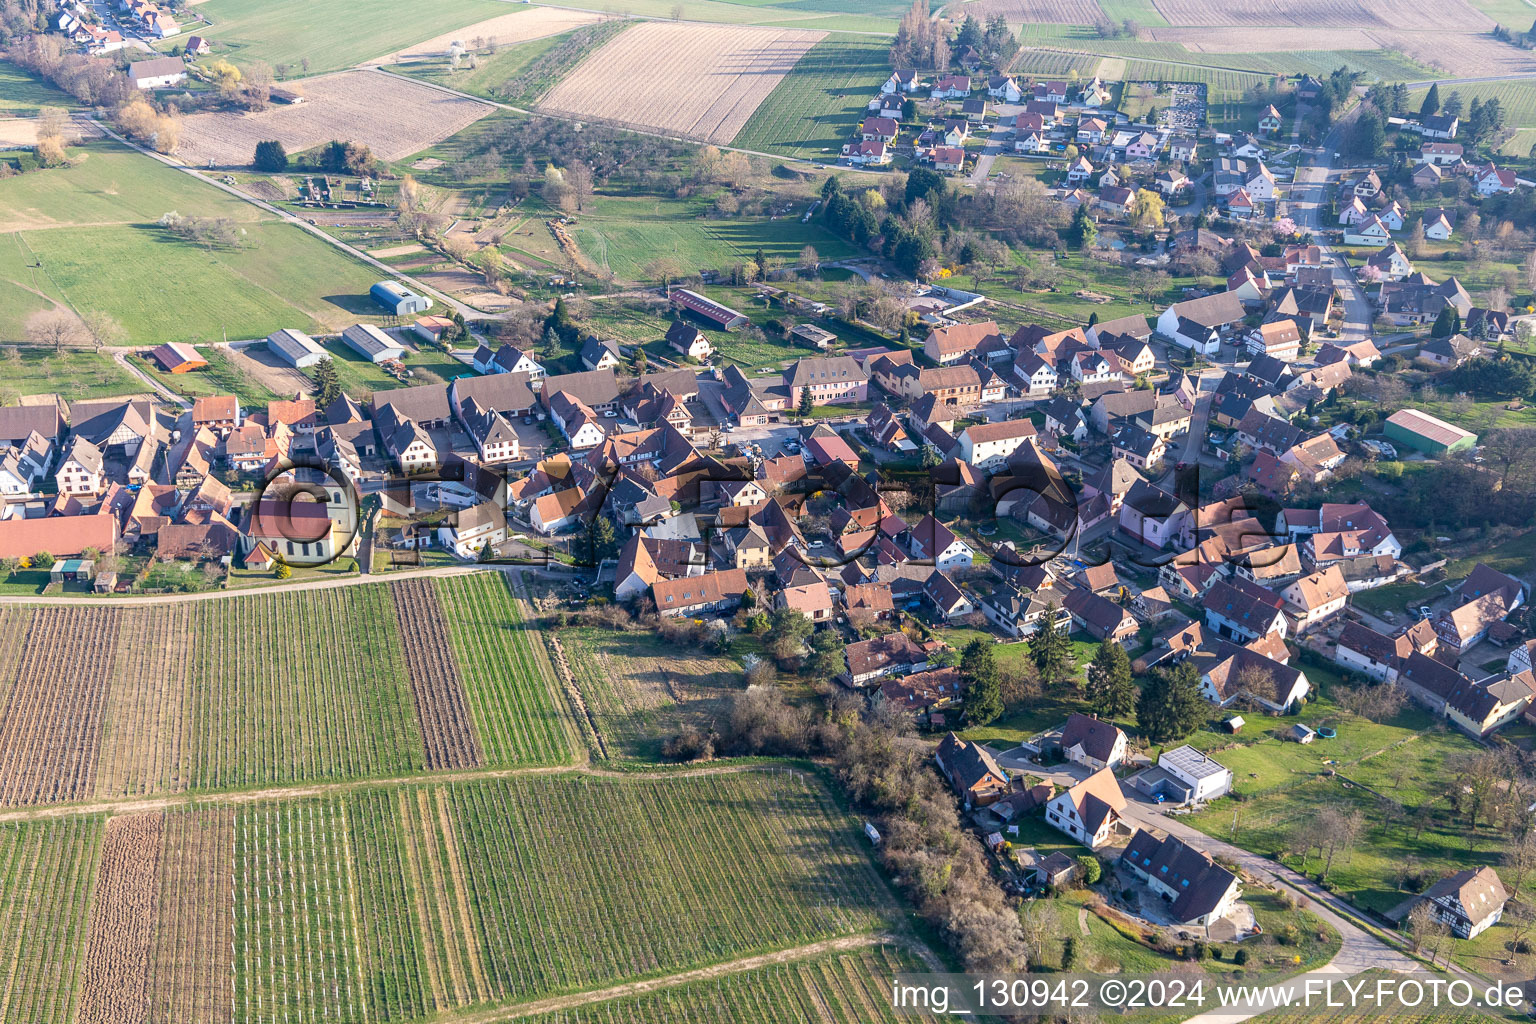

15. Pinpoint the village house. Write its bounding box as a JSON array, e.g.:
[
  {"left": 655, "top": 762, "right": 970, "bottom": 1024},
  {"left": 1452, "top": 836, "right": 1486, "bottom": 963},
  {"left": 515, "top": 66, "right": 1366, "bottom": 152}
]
[
  {"left": 436, "top": 501, "right": 506, "bottom": 559},
  {"left": 936, "top": 732, "right": 1009, "bottom": 809},
  {"left": 956, "top": 419, "right": 1036, "bottom": 471},
  {"left": 1279, "top": 565, "right": 1349, "bottom": 633},
  {"left": 653, "top": 568, "right": 748, "bottom": 618},
  {"left": 1045, "top": 767, "right": 1127, "bottom": 849},
  {"left": 1390, "top": 867, "right": 1507, "bottom": 940},
  {"left": 1120, "top": 831, "right": 1242, "bottom": 928},
  {"left": 1057, "top": 713, "right": 1127, "bottom": 770}
]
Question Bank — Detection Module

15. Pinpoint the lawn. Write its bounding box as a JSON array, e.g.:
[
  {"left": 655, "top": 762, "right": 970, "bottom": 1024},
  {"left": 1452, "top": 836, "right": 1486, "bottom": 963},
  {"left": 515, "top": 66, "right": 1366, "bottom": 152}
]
[
  {"left": 392, "top": 21, "right": 631, "bottom": 105},
  {"left": 568, "top": 193, "right": 858, "bottom": 283},
  {"left": 16, "top": 222, "right": 385, "bottom": 344},
  {"left": 129, "top": 346, "right": 280, "bottom": 407},
  {"left": 0, "top": 346, "right": 141, "bottom": 403},
  {"left": 190, "top": 0, "right": 507, "bottom": 75},
  {"left": 730, "top": 36, "right": 893, "bottom": 160},
  {"left": 0, "top": 59, "right": 77, "bottom": 115},
  {"left": 0, "top": 143, "right": 393, "bottom": 343},
  {"left": 318, "top": 339, "right": 473, "bottom": 396}
]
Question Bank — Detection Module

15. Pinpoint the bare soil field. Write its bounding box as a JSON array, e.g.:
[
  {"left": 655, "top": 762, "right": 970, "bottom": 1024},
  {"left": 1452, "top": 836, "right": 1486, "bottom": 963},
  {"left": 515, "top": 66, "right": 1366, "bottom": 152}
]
[
  {"left": 1150, "top": 0, "right": 1490, "bottom": 30},
  {"left": 1149, "top": 25, "right": 1380, "bottom": 51},
  {"left": 95, "top": 605, "right": 193, "bottom": 800},
  {"left": 1373, "top": 30, "right": 1536, "bottom": 76},
  {"left": 78, "top": 812, "right": 165, "bottom": 1024},
  {"left": 223, "top": 341, "right": 314, "bottom": 396},
  {"left": 369, "top": 242, "right": 427, "bottom": 258},
  {"left": 0, "top": 117, "right": 99, "bottom": 147},
  {"left": 0, "top": 607, "right": 119, "bottom": 806},
  {"left": 390, "top": 579, "right": 483, "bottom": 770},
  {"left": 367, "top": 7, "right": 607, "bottom": 64},
  {"left": 958, "top": 0, "right": 1108, "bottom": 24},
  {"left": 539, "top": 22, "right": 825, "bottom": 145},
  {"left": 176, "top": 70, "right": 494, "bottom": 168},
  {"left": 149, "top": 808, "right": 234, "bottom": 1024}
]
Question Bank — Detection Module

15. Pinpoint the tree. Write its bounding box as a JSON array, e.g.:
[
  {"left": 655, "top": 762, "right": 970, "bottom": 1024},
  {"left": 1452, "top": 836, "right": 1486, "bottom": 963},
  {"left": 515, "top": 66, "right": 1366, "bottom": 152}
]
[
  {"left": 1430, "top": 305, "right": 1458, "bottom": 339},
  {"left": 1070, "top": 203, "right": 1096, "bottom": 250},
  {"left": 252, "top": 139, "right": 288, "bottom": 171},
  {"left": 1346, "top": 109, "right": 1386, "bottom": 159},
  {"left": 26, "top": 308, "right": 85, "bottom": 352},
  {"left": 79, "top": 311, "right": 125, "bottom": 353},
  {"left": 961, "top": 639, "right": 1002, "bottom": 725},
  {"left": 586, "top": 515, "right": 618, "bottom": 564},
  {"left": 809, "top": 628, "right": 845, "bottom": 681},
  {"left": 274, "top": 561, "right": 292, "bottom": 580},
  {"left": 1028, "top": 608, "right": 1073, "bottom": 684},
  {"left": 1086, "top": 640, "right": 1135, "bottom": 718},
  {"left": 1136, "top": 661, "right": 1206, "bottom": 744},
  {"left": 312, "top": 357, "right": 342, "bottom": 407},
  {"left": 799, "top": 245, "right": 820, "bottom": 274},
  {"left": 1420, "top": 82, "right": 1441, "bottom": 119},
  {"left": 1316, "top": 805, "right": 1365, "bottom": 881},
  {"left": 798, "top": 388, "right": 814, "bottom": 416},
  {"left": 1130, "top": 189, "right": 1165, "bottom": 231},
  {"left": 1076, "top": 855, "right": 1102, "bottom": 884},
  {"left": 768, "top": 607, "right": 813, "bottom": 663}
]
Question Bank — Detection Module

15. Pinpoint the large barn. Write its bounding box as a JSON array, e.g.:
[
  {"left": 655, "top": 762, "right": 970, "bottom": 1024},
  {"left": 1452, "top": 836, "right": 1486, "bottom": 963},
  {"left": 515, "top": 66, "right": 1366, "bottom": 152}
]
[{"left": 370, "top": 280, "right": 433, "bottom": 316}]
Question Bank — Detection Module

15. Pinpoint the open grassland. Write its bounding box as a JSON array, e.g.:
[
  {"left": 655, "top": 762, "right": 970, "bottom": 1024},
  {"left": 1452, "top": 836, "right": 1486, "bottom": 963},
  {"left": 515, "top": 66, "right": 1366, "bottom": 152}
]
[
  {"left": 731, "top": 36, "right": 892, "bottom": 160},
  {"left": 391, "top": 21, "right": 632, "bottom": 105},
  {"left": 366, "top": 6, "right": 607, "bottom": 64},
  {"left": 539, "top": 22, "right": 825, "bottom": 145},
  {"left": 228, "top": 771, "right": 894, "bottom": 1020},
  {"left": 0, "top": 59, "right": 76, "bottom": 115},
  {"left": 0, "top": 817, "right": 101, "bottom": 1023},
  {"left": 0, "top": 143, "right": 394, "bottom": 344},
  {"left": 568, "top": 193, "right": 857, "bottom": 282},
  {"left": 959, "top": 0, "right": 1110, "bottom": 24},
  {"left": 190, "top": 0, "right": 506, "bottom": 76},
  {"left": 563, "top": 629, "right": 744, "bottom": 759},
  {"left": 18, "top": 222, "right": 386, "bottom": 345},
  {"left": 517, "top": 946, "right": 942, "bottom": 1023},
  {"left": 176, "top": 70, "right": 495, "bottom": 168},
  {"left": 0, "top": 575, "right": 574, "bottom": 810},
  {"left": 432, "top": 573, "right": 579, "bottom": 767}
]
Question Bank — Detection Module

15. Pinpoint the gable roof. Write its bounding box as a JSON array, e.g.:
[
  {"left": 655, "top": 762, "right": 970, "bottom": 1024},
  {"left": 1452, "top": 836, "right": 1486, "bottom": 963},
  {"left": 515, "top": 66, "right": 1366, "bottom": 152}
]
[{"left": 1060, "top": 713, "right": 1124, "bottom": 763}]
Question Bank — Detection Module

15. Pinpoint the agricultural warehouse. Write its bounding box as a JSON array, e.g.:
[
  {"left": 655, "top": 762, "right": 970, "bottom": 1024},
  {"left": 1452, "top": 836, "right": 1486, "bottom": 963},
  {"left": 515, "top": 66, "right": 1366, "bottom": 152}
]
[
  {"left": 341, "top": 323, "right": 407, "bottom": 363},
  {"left": 148, "top": 342, "right": 207, "bottom": 373},
  {"left": 370, "top": 280, "right": 433, "bottom": 316},
  {"left": 1384, "top": 408, "right": 1478, "bottom": 456},
  {"left": 266, "top": 328, "right": 327, "bottom": 368},
  {"left": 671, "top": 288, "right": 749, "bottom": 330}
]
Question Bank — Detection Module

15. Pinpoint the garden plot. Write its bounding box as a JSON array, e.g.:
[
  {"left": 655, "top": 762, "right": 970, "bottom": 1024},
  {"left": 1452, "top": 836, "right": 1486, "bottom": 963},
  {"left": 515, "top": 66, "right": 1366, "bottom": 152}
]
[
  {"left": 175, "top": 70, "right": 494, "bottom": 167},
  {"left": 538, "top": 22, "right": 824, "bottom": 145},
  {"left": 366, "top": 6, "right": 607, "bottom": 63}
]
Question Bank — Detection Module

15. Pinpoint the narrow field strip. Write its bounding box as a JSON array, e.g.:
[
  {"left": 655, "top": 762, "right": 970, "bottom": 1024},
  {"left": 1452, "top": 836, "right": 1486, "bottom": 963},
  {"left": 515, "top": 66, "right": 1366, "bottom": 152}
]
[
  {"left": 148, "top": 807, "right": 234, "bottom": 1024},
  {"left": 389, "top": 579, "right": 484, "bottom": 770},
  {"left": 0, "top": 816, "right": 103, "bottom": 1023},
  {"left": 78, "top": 812, "right": 165, "bottom": 1024}
]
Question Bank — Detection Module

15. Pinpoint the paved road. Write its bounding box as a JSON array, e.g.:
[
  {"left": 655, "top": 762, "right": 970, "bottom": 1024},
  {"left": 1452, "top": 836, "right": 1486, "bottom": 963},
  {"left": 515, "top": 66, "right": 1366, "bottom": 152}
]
[
  {"left": 1286, "top": 113, "right": 1377, "bottom": 343},
  {"left": 108, "top": 346, "right": 189, "bottom": 408}
]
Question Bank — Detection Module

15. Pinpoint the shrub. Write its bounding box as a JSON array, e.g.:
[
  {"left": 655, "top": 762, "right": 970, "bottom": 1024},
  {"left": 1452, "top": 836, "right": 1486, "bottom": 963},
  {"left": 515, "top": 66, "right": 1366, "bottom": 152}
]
[
  {"left": 1077, "top": 855, "right": 1102, "bottom": 885},
  {"left": 1234, "top": 947, "right": 1251, "bottom": 965}
]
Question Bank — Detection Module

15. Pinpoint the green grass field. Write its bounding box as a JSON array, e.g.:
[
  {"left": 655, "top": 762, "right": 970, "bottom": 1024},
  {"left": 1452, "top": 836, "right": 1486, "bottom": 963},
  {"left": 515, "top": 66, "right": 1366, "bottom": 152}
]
[
  {"left": 0, "top": 346, "right": 142, "bottom": 403},
  {"left": 0, "top": 818, "right": 100, "bottom": 1023},
  {"left": 568, "top": 193, "right": 858, "bottom": 282},
  {"left": 0, "top": 59, "right": 77, "bottom": 115},
  {"left": 0, "top": 143, "right": 396, "bottom": 344},
  {"left": 190, "top": 0, "right": 507, "bottom": 75},
  {"left": 731, "top": 36, "right": 893, "bottom": 160}
]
